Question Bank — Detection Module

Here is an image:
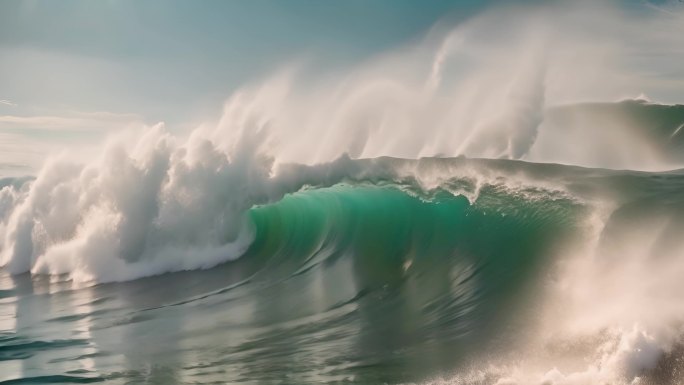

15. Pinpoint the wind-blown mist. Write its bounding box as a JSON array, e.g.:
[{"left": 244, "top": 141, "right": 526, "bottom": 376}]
[
  {"left": 2, "top": 3, "right": 684, "bottom": 384},
  {"left": 208, "top": 2, "right": 684, "bottom": 170}
]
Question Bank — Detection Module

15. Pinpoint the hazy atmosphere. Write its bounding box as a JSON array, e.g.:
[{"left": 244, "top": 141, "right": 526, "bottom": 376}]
[{"left": 2, "top": 1, "right": 684, "bottom": 384}]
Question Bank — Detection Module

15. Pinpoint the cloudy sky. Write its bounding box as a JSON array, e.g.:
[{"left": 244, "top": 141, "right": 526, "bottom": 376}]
[{"left": 0, "top": 0, "right": 682, "bottom": 174}]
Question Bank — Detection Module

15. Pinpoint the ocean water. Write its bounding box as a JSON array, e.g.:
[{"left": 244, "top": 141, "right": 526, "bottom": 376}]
[
  {"left": 3, "top": 149, "right": 684, "bottom": 384},
  {"left": 3, "top": 3, "right": 684, "bottom": 382},
  {"left": 0, "top": 179, "right": 577, "bottom": 384}
]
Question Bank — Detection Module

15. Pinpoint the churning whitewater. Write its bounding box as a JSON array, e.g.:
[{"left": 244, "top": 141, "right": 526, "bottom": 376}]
[{"left": 2, "top": 2, "right": 684, "bottom": 384}]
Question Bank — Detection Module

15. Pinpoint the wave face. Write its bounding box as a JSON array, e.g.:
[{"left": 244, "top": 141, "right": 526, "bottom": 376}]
[
  {"left": 245, "top": 183, "right": 580, "bottom": 332},
  {"left": 0, "top": 151, "right": 585, "bottom": 283}
]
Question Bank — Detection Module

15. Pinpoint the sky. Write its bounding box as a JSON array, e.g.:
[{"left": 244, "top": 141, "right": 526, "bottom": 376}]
[
  {"left": 0, "top": 1, "right": 488, "bottom": 124},
  {"left": 0, "top": 0, "right": 682, "bottom": 174}
]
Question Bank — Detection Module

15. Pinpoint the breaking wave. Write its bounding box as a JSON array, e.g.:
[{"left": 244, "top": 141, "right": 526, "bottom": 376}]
[{"left": 2, "top": 2, "right": 684, "bottom": 383}]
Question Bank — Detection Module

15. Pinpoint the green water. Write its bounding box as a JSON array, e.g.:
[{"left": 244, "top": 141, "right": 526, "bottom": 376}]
[{"left": 0, "top": 183, "right": 584, "bottom": 384}]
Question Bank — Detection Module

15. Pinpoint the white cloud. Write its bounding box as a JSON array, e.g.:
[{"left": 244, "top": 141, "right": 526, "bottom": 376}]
[
  {"left": 0, "top": 100, "right": 17, "bottom": 107},
  {"left": 0, "top": 111, "right": 145, "bottom": 132}
]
